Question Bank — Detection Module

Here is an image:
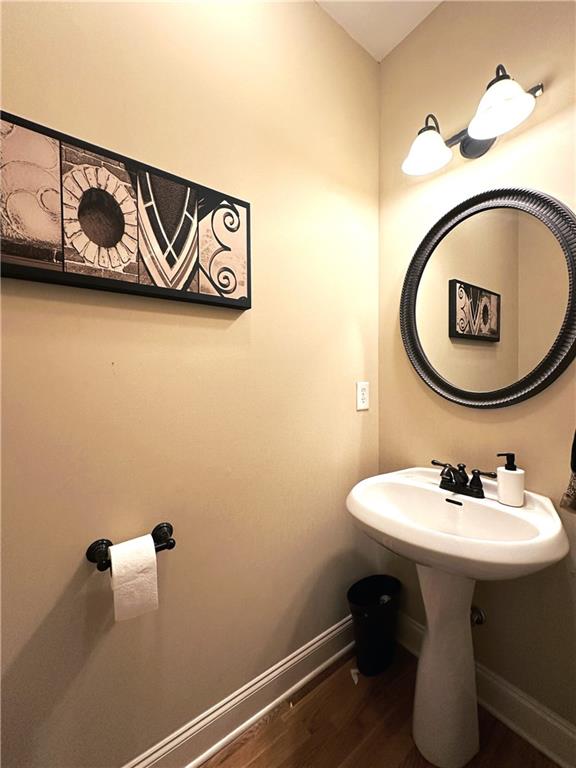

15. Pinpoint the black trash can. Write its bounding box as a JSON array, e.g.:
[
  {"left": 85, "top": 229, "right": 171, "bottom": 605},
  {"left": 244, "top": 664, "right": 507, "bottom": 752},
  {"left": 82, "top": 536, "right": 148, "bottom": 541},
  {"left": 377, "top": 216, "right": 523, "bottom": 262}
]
[{"left": 347, "top": 575, "right": 402, "bottom": 677}]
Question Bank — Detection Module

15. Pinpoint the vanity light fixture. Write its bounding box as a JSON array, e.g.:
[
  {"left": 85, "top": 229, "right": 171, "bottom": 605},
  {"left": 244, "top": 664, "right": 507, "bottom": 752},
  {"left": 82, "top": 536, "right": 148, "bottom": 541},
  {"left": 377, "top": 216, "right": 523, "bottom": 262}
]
[
  {"left": 402, "top": 65, "right": 544, "bottom": 176},
  {"left": 401, "top": 114, "right": 453, "bottom": 176},
  {"left": 468, "top": 64, "right": 541, "bottom": 139}
]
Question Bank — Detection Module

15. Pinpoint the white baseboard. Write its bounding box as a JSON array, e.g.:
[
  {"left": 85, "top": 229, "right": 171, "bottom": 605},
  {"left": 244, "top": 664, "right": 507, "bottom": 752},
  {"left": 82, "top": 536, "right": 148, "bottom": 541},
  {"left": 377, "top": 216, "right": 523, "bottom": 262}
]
[
  {"left": 123, "top": 616, "right": 354, "bottom": 768},
  {"left": 398, "top": 612, "right": 576, "bottom": 768},
  {"left": 125, "top": 611, "right": 576, "bottom": 768}
]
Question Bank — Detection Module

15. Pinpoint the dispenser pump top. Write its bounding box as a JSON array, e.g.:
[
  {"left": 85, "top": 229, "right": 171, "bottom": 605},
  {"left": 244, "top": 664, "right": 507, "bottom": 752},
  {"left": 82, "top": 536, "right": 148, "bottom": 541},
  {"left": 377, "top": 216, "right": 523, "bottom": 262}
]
[{"left": 497, "top": 452, "right": 517, "bottom": 471}]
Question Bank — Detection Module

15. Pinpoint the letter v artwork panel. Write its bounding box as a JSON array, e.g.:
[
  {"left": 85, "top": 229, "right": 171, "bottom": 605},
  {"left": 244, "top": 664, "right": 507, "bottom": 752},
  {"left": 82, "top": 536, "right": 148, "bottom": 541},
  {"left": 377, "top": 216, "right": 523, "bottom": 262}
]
[{"left": 0, "top": 112, "right": 251, "bottom": 309}]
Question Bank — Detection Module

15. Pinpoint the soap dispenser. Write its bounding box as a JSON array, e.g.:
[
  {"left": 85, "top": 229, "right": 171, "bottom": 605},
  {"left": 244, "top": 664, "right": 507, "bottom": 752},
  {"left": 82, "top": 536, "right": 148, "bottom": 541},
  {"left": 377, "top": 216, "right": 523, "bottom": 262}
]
[{"left": 496, "top": 452, "right": 525, "bottom": 507}]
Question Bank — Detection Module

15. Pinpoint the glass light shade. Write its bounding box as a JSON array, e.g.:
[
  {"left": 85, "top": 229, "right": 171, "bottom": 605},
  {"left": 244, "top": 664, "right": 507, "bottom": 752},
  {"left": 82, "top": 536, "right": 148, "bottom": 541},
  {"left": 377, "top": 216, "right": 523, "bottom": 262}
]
[
  {"left": 401, "top": 129, "right": 453, "bottom": 176},
  {"left": 468, "top": 78, "right": 535, "bottom": 140}
]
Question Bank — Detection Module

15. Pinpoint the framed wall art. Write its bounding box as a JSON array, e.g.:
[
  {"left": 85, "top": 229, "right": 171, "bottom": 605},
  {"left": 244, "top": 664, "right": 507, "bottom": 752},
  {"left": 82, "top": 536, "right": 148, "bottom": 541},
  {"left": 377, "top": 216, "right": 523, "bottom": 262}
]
[
  {"left": 448, "top": 279, "right": 500, "bottom": 342},
  {"left": 0, "top": 111, "right": 251, "bottom": 309}
]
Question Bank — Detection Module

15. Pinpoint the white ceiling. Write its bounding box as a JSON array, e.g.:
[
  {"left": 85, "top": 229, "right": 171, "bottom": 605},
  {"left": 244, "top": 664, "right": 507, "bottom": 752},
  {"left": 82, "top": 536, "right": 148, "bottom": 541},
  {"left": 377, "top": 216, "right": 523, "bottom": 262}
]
[{"left": 317, "top": 1, "right": 441, "bottom": 61}]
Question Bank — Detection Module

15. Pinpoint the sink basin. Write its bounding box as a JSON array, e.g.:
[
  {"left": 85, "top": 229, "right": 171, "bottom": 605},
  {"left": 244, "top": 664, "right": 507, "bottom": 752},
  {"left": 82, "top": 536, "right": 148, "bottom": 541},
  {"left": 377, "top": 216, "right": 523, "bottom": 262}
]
[
  {"left": 346, "top": 467, "right": 568, "bottom": 580},
  {"left": 346, "top": 467, "right": 569, "bottom": 768}
]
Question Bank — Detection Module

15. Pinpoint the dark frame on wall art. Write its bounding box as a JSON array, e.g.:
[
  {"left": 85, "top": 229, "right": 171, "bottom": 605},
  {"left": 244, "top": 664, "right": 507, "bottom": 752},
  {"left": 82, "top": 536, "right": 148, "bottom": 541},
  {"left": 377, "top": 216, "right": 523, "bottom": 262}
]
[
  {"left": 448, "top": 279, "right": 501, "bottom": 342},
  {"left": 0, "top": 111, "right": 251, "bottom": 309}
]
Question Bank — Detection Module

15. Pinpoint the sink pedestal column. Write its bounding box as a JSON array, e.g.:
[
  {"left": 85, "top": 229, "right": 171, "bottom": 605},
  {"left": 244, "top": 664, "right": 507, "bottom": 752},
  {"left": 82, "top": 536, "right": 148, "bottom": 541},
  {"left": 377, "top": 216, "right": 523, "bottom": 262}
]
[{"left": 413, "top": 565, "right": 479, "bottom": 768}]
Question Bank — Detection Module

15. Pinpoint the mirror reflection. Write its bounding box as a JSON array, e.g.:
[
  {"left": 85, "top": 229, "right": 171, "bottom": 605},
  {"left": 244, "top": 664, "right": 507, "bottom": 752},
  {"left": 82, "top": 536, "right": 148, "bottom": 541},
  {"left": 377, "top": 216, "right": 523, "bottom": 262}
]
[{"left": 416, "top": 209, "right": 568, "bottom": 392}]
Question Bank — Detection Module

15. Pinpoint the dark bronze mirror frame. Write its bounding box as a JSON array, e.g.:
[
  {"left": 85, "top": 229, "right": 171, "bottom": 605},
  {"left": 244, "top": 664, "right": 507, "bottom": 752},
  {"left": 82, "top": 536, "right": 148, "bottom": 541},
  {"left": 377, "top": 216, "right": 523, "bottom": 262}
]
[{"left": 400, "top": 188, "right": 576, "bottom": 408}]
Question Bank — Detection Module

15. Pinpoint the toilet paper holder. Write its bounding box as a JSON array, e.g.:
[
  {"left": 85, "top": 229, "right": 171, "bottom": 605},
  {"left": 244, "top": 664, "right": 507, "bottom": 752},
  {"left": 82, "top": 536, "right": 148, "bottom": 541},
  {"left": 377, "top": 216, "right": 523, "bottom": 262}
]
[{"left": 86, "top": 522, "right": 176, "bottom": 572}]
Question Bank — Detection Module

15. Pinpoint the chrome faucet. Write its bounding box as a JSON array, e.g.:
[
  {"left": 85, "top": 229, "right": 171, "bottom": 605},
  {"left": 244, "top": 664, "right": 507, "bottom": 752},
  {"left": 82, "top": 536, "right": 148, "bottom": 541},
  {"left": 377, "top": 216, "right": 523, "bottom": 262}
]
[{"left": 431, "top": 460, "right": 496, "bottom": 499}]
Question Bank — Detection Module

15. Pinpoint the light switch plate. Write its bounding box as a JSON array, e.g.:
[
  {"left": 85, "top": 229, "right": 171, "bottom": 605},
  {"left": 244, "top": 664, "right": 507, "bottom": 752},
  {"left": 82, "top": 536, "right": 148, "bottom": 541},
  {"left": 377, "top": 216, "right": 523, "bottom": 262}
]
[{"left": 356, "top": 381, "right": 369, "bottom": 411}]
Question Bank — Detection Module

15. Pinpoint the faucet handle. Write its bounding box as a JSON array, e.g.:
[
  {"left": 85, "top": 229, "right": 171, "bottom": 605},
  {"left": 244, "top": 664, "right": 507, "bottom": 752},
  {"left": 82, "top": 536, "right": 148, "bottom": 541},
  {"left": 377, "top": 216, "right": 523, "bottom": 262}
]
[
  {"left": 432, "top": 460, "right": 457, "bottom": 482},
  {"left": 470, "top": 468, "right": 497, "bottom": 493},
  {"left": 436, "top": 462, "right": 469, "bottom": 485}
]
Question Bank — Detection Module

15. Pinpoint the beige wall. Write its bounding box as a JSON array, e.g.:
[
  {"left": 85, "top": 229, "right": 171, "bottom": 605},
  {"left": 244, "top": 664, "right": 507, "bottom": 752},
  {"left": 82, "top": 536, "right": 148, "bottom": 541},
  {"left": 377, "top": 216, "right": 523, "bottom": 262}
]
[
  {"left": 379, "top": 1, "right": 576, "bottom": 723},
  {"left": 0, "top": 3, "right": 381, "bottom": 766},
  {"left": 518, "top": 212, "right": 568, "bottom": 374}
]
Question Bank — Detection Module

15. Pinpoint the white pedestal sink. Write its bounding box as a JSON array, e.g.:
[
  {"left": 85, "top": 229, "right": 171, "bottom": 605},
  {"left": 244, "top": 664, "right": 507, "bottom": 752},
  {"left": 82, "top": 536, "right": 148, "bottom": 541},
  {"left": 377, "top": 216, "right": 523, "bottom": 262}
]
[{"left": 346, "top": 467, "right": 569, "bottom": 768}]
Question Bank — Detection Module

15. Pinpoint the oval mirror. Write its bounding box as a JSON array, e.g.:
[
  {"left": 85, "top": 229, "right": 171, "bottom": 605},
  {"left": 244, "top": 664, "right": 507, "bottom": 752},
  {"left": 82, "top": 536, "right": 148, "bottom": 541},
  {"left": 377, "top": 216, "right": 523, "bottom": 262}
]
[{"left": 400, "top": 189, "right": 576, "bottom": 408}]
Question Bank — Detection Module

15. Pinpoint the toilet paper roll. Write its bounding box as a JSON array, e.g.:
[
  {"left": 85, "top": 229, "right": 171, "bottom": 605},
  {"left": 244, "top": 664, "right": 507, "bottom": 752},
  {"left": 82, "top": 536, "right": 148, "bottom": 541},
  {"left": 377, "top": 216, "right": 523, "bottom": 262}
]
[{"left": 110, "top": 534, "right": 159, "bottom": 621}]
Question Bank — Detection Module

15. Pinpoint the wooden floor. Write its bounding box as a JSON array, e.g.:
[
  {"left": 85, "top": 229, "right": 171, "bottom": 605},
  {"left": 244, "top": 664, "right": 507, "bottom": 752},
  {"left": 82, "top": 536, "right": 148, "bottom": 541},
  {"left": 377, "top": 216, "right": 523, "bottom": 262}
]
[{"left": 202, "top": 648, "right": 558, "bottom": 768}]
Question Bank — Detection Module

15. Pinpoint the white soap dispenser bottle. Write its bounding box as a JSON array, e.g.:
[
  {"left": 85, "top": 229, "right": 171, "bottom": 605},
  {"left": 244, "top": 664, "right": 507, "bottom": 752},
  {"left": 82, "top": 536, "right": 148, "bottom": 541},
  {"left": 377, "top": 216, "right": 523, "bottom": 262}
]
[{"left": 496, "top": 452, "right": 525, "bottom": 507}]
